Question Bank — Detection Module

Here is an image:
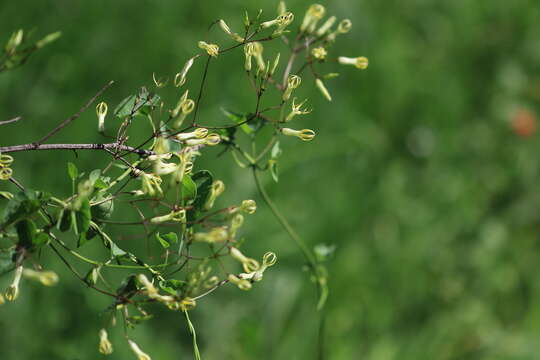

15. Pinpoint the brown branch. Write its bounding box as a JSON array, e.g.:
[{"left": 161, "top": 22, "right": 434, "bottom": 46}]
[
  {"left": 34, "top": 80, "right": 114, "bottom": 145},
  {"left": 0, "top": 142, "right": 153, "bottom": 156}
]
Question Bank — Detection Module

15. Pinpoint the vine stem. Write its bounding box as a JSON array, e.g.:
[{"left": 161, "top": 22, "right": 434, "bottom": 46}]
[
  {"left": 252, "top": 167, "right": 328, "bottom": 359},
  {"left": 251, "top": 167, "right": 317, "bottom": 272}
]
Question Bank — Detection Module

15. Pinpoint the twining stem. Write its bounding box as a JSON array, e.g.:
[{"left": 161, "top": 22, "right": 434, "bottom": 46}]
[
  {"left": 252, "top": 166, "right": 328, "bottom": 360},
  {"left": 251, "top": 167, "right": 317, "bottom": 271}
]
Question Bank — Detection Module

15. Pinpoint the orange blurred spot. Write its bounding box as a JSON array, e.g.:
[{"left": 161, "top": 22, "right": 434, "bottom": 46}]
[{"left": 511, "top": 109, "right": 536, "bottom": 137}]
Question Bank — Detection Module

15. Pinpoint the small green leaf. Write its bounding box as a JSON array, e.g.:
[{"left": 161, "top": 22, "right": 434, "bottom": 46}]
[
  {"left": 271, "top": 141, "right": 282, "bottom": 159},
  {"left": 16, "top": 219, "right": 36, "bottom": 248},
  {"left": 162, "top": 232, "right": 178, "bottom": 244},
  {"left": 268, "top": 159, "right": 279, "bottom": 183},
  {"left": 58, "top": 209, "right": 72, "bottom": 232},
  {"left": 114, "top": 87, "right": 161, "bottom": 118},
  {"left": 1, "top": 190, "right": 50, "bottom": 229},
  {"left": 76, "top": 199, "right": 91, "bottom": 234},
  {"left": 67, "top": 162, "right": 78, "bottom": 181},
  {"left": 191, "top": 170, "right": 213, "bottom": 212},
  {"left": 222, "top": 109, "right": 252, "bottom": 135},
  {"left": 159, "top": 279, "right": 185, "bottom": 295},
  {"left": 117, "top": 275, "right": 138, "bottom": 296},
  {"left": 93, "top": 178, "right": 108, "bottom": 189},
  {"left": 155, "top": 232, "right": 170, "bottom": 248},
  {"left": 89, "top": 169, "right": 101, "bottom": 185},
  {"left": 33, "top": 232, "right": 49, "bottom": 247},
  {"left": 181, "top": 175, "right": 197, "bottom": 203}
]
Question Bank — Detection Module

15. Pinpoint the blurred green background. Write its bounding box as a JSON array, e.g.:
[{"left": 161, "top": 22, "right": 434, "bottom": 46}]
[{"left": 2, "top": 0, "right": 540, "bottom": 359}]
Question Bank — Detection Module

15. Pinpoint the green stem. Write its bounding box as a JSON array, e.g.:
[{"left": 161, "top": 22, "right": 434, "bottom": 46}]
[{"left": 251, "top": 167, "right": 317, "bottom": 270}]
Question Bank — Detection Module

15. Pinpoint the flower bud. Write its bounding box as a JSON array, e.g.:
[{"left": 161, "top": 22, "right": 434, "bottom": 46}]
[
  {"left": 22, "top": 269, "right": 59, "bottom": 286},
  {"left": 251, "top": 42, "right": 265, "bottom": 72},
  {"left": 218, "top": 19, "right": 244, "bottom": 42},
  {"left": 281, "top": 127, "right": 316, "bottom": 141},
  {"left": 337, "top": 19, "right": 352, "bottom": 33},
  {"left": 150, "top": 209, "right": 186, "bottom": 224},
  {"left": 98, "top": 329, "right": 113, "bottom": 355},
  {"left": 36, "top": 31, "right": 61, "bottom": 48},
  {"left": 278, "top": 1, "right": 287, "bottom": 15},
  {"left": 228, "top": 274, "right": 252, "bottom": 291},
  {"left": 172, "top": 148, "right": 193, "bottom": 184},
  {"left": 174, "top": 57, "right": 195, "bottom": 87},
  {"left": 153, "top": 136, "right": 170, "bottom": 155},
  {"left": 338, "top": 56, "right": 369, "bottom": 70},
  {"left": 179, "top": 297, "right": 196, "bottom": 311},
  {"left": 316, "top": 16, "right": 336, "bottom": 36},
  {"left": 230, "top": 247, "right": 260, "bottom": 272},
  {"left": 283, "top": 75, "right": 301, "bottom": 101},
  {"left": 128, "top": 339, "right": 152, "bottom": 360},
  {"left": 300, "top": 4, "right": 325, "bottom": 33},
  {"left": 315, "top": 78, "right": 332, "bottom": 101},
  {"left": 5, "top": 29, "right": 23, "bottom": 53},
  {"left": 137, "top": 274, "right": 158, "bottom": 296},
  {"left": 240, "top": 199, "right": 257, "bottom": 214},
  {"left": 243, "top": 251, "right": 278, "bottom": 282},
  {"left": 0, "top": 168, "right": 13, "bottom": 181},
  {"left": 96, "top": 102, "right": 108, "bottom": 133},
  {"left": 270, "top": 53, "right": 281, "bottom": 76},
  {"left": 139, "top": 172, "right": 163, "bottom": 197},
  {"left": 261, "top": 12, "right": 294, "bottom": 35},
  {"left": 0, "top": 293, "right": 4, "bottom": 305},
  {"left": 193, "top": 227, "right": 229, "bottom": 243},
  {"left": 244, "top": 43, "right": 255, "bottom": 71},
  {"left": 204, "top": 180, "right": 225, "bottom": 210},
  {"left": 174, "top": 128, "right": 209, "bottom": 141},
  {"left": 229, "top": 214, "right": 244, "bottom": 238},
  {"left": 5, "top": 266, "right": 23, "bottom": 301},
  {"left": 0, "top": 154, "right": 14, "bottom": 181},
  {"left": 172, "top": 98, "right": 195, "bottom": 129},
  {"left": 0, "top": 154, "right": 14, "bottom": 167},
  {"left": 311, "top": 47, "right": 327, "bottom": 60},
  {"left": 198, "top": 41, "right": 219, "bottom": 57}
]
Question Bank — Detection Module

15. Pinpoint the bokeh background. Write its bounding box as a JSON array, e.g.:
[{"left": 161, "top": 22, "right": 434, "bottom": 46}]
[{"left": 1, "top": 0, "right": 540, "bottom": 359}]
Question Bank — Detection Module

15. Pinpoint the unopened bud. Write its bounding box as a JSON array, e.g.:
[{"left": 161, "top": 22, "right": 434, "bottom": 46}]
[
  {"left": 281, "top": 127, "right": 316, "bottom": 141},
  {"left": 98, "top": 329, "right": 113, "bottom": 355},
  {"left": 96, "top": 102, "right": 108, "bottom": 133}
]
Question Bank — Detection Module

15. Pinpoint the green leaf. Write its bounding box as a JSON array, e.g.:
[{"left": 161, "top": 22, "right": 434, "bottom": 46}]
[
  {"left": 271, "top": 141, "right": 282, "bottom": 159},
  {"left": 269, "top": 159, "right": 279, "bottom": 183},
  {"left": 191, "top": 170, "right": 214, "bottom": 212},
  {"left": 75, "top": 199, "right": 91, "bottom": 234},
  {"left": 33, "top": 232, "right": 49, "bottom": 247},
  {"left": 156, "top": 232, "right": 178, "bottom": 249},
  {"left": 1, "top": 190, "right": 50, "bottom": 229},
  {"left": 15, "top": 219, "right": 36, "bottom": 248},
  {"left": 155, "top": 232, "right": 170, "bottom": 248},
  {"left": 159, "top": 279, "right": 185, "bottom": 296},
  {"left": 110, "top": 241, "right": 127, "bottom": 258},
  {"left": 114, "top": 87, "right": 161, "bottom": 118},
  {"left": 57, "top": 209, "right": 72, "bottom": 232},
  {"left": 93, "top": 178, "right": 108, "bottom": 189},
  {"left": 117, "top": 275, "right": 138, "bottom": 296},
  {"left": 67, "top": 162, "right": 78, "bottom": 181},
  {"left": 222, "top": 109, "right": 253, "bottom": 135},
  {"left": 89, "top": 169, "right": 101, "bottom": 185},
  {"left": 162, "top": 232, "right": 178, "bottom": 244},
  {"left": 181, "top": 175, "right": 197, "bottom": 203},
  {"left": 91, "top": 197, "right": 114, "bottom": 221}
]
